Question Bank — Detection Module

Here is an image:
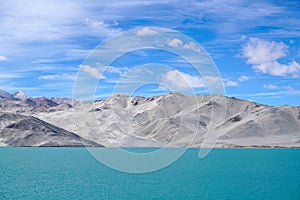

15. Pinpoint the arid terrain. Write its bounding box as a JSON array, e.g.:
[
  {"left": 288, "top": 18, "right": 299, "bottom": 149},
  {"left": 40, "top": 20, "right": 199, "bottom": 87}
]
[{"left": 1, "top": 90, "right": 299, "bottom": 147}]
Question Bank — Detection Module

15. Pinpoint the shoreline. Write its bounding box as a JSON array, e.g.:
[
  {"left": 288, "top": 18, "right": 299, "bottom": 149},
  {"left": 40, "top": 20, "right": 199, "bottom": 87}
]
[{"left": 0, "top": 145, "right": 299, "bottom": 148}]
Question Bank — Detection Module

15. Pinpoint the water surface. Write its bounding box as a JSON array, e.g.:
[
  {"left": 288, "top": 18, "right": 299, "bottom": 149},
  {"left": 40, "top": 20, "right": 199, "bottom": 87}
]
[{"left": 0, "top": 148, "right": 299, "bottom": 199}]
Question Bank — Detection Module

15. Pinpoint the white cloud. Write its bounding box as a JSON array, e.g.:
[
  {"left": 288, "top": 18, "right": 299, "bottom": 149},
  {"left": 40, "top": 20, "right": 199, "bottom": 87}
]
[
  {"left": 242, "top": 37, "right": 300, "bottom": 77},
  {"left": 183, "top": 42, "right": 200, "bottom": 52},
  {"left": 38, "top": 73, "right": 76, "bottom": 80},
  {"left": 162, "top": 71, "right": 237, "bottom": 89},
  {"left": 238, "top": 85, "right": 300, "bottom": 99},
  {"left": 0, "top": 55, "right": 7, "bottom": 61},
  {"left": 94, "top": 64, "right": 130, "bottom": 77},
  {"left": 167, "top": 39, "right": 201, "bottom": 52},
  {"left": 238, "top": 75, "right": 249, "bottom": 82},
  {"left": 242, "top": 37, "right": 288, "bottom": 64},
  {"left": 240, "top": 35, "right": 247, "bottom": 41},
  {"left": 83, "top": 19, "right": 120, "bottom": 35},
  {"left": 167, "top": 38, "right": 183, "bottom": 48},
  {"left": 79, "top": 65, "right": 106, "bottom": 79},
  {"left": 136, "top": 27, "right": 158, "bottom": 36},
  {"left": 263, "top": 84, "right": 278, "bottom": 89},
  {"left": 253, "top": 61, "right": 300, "bottom": 78},
  {"left": 162, "top": 70, "right": 205, "bottom": 89},
  {"left": 204, "top": 76, "right": 237, "bottom": 88},
  {"left": 224, "top": 80, "right": 238, "bottom": 87},
  {"left": 105, "top": 66, "right": 130, "bottom": 76},
  {"left": 262, "top": 84, "right": 300, "bottom": 96},
  {"left": 85, "top": 20, "right": 106, "bottom": 29},
  {"left": 0, "top": 1, "right": 123, "bottom": 60}
]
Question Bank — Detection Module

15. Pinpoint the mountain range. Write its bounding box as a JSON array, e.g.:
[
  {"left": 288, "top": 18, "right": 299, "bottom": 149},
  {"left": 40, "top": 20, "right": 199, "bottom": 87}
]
[{"left": 0, "top": 90, "right": 299, "bottom": 147}]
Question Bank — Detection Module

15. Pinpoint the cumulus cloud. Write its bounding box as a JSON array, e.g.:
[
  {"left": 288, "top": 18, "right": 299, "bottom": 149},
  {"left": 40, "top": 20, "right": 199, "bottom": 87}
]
[
  {"left": 162, "top": 70, "right": 238, "bottom": 90},
  {"left": 80, "top": 65, "right": 106, "bottom": 79},
  {"left": 183, "top": 42, "right": 200, "bottom": 52},
  {"left": 224, "top": 80, "right": 238, "bottom": 87},
  {"left": 243, "top": 37, "right": 288, "bottom": 64},
  {"left": 238, "top": 75, "right": 249, "bottom": 82},
  {"left": 162, "top": 70, "right": 205, "bottom": 89},
  {"left": 252, "top": 61, "right": 300, "bottom": 78},
  {"left": 136, "top": 27, "right": 158, "bottom": 36},
  {"left": 242, "top": 37, "right": 300, "bottom": 77},
  {"left": 84, "top": 19, "right": 119, "bottom": 29},
  {"left": 0, "top": 55, "right": 7, "bottom": 61},
  {"left": 83, "top": 19, "right": 121, "bottom": 36},
  {"left": 167, "top": 38, "right": 183, "bottom": 48},
  {"left": 104, "top": 66, "right": 129, "bottom": 76},
  {"left": 166, "top": 39, "right": 201, "bottom": 52},
  {"left": 93, "top": 64, "right": 130, "bottom": 77}
]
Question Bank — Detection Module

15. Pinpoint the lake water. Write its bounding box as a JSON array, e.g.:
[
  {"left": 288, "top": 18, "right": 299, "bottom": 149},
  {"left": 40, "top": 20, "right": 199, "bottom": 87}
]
[{"left": 0, "top": 148, "right": 299, "bottom": 199}]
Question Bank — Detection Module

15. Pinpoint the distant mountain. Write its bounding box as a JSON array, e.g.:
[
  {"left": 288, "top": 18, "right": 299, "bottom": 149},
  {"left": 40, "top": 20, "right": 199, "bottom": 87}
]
[
  {"left": 50, "top": 97, "right": 80, "bottom": 106},
  {"left": 0, "top": 90, "right": 14, "bottom": 100},
  {"left": 0, "top": 90, "right": 299, "bottom": 147},
  {"left": 0, "top": 112, "right": 102, "bottom": 147},
  {"left": 0, "top": 90, "right": 99, "bottom": 147},
  {"left": 12, "top": 90, "right": 28, "bottom": 100},
  {"left": 0, "top": 90, "right": 78, "bottom": 114}
]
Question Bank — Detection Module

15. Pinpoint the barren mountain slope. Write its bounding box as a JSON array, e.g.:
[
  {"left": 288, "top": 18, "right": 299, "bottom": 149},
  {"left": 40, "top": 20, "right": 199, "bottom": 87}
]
[
  {"left": 0, "top": 112, "right": 101, "bottom": 147},
  {"left": 35, "top": 93, "right": 300, "bottom": 147},
  {"left": 1, "top": 90, "right": 299, "bottom": 147}
]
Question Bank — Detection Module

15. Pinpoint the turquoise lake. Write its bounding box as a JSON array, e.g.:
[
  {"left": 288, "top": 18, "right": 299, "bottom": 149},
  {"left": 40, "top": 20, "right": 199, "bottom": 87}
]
[{"left": 0, "top": 148, "right": 299, "bottom": 199}]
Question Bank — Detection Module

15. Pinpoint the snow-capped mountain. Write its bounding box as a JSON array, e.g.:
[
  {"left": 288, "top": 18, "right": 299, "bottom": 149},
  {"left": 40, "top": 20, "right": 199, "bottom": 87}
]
[{"left": 12, "top": 90, "right": 28, "bottom": 100}]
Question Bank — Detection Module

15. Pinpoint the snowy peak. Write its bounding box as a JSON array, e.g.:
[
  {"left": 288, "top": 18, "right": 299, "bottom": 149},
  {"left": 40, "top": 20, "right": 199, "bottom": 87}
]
[
  {"left": 12, "top": 90, "right": 28, "bottom": 100},
  {"left": 0, "top": 89, "right": 28, "bottom": 101}
]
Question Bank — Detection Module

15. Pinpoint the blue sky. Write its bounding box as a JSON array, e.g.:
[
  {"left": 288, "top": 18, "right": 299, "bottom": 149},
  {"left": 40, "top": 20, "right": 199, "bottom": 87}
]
[{"left": 0, "top": 0, "right": 299, "bottom": 106}]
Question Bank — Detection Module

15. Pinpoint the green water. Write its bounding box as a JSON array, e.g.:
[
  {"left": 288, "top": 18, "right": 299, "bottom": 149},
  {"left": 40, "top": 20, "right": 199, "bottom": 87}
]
[{"left": 0, "top": 148, "right": 299, "bottom": 199}]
